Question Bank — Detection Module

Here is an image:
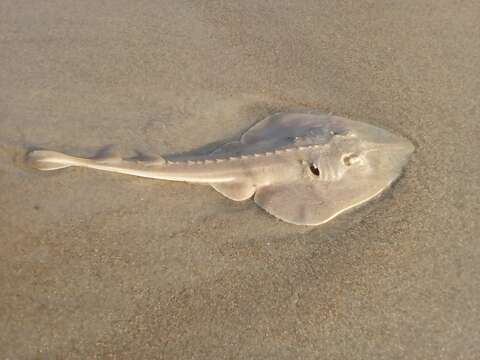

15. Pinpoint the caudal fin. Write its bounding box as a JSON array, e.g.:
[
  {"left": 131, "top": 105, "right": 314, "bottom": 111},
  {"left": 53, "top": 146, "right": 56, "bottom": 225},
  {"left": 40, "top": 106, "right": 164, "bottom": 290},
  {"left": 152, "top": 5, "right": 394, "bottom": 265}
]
[{"left": 27, "top": 150, "right": 80, "bottom": 171}]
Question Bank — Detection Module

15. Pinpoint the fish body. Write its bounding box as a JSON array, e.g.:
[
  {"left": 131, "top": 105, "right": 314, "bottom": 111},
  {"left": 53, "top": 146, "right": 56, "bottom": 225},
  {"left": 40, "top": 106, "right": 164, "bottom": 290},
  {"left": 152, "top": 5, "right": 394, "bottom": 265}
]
[{"left": 27, "top": 112, "right": 414, "bottom": 225}]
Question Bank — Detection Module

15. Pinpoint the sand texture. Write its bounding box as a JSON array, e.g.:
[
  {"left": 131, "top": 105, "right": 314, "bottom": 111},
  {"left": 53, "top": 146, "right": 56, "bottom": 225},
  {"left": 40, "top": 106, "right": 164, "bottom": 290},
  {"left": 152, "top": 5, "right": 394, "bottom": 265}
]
[{"left": 1, "top": 1, "right": 479, "bottom": 359}]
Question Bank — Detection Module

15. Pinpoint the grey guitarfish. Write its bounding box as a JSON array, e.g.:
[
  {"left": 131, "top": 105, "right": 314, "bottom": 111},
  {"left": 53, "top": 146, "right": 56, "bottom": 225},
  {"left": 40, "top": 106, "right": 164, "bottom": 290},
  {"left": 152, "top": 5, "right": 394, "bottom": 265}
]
[{"left": 27, "top": 113, "right": 414, "bottom": 225}]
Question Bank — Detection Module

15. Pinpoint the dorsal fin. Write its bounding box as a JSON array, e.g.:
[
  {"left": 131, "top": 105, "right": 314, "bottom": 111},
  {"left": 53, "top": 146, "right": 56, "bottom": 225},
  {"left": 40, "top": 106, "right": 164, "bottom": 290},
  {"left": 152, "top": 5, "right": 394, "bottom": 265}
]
[{"left": 96, "top": 153, "right": 122, "bottom": 164}]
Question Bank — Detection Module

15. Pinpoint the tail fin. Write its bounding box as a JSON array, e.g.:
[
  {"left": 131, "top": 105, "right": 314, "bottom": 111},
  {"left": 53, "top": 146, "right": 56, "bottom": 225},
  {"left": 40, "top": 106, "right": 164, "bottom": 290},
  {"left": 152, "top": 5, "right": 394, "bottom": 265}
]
[{"left": 27, "top": 150, "right": 80, "bottom": 171}]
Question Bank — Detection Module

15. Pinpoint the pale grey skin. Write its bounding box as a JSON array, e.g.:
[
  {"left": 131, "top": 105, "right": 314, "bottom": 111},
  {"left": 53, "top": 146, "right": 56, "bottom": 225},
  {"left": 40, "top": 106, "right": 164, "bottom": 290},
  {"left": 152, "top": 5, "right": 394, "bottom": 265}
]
[{"left": 27, "top": 113, "right": 414, "bottom": 225}]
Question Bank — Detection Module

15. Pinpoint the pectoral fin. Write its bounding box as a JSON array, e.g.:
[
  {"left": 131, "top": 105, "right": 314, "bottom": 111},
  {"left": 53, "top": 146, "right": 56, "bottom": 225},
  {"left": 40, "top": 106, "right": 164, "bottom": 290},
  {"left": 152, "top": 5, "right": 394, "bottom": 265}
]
[
  {"left": 211, "top": 182, "right": 256, "bottom": 201},
  {"left": 254, "top": 182, "right": 328, "bottom": 225},
  {"left": 240, "top": 112, "right": 334, "bottom": 145},
  {"left": 209, "top": 141, "right": 243, "bottom": 156},
  {"left": 254, "top": 177, "right": 386, "bottom": 225}
]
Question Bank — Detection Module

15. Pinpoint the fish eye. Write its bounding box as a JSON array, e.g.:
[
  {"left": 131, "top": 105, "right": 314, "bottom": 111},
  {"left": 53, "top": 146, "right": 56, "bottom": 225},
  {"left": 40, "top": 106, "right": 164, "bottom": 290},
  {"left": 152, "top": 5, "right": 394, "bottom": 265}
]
[
  {"left": 342, "top": 153, "right": 360, "bottom": 166},
  {"left": 309, "top": 163, "right": 320, "bottom": 176},
  {"left": 287, "top": 136, "right": 302, "bottom": 142},
  {"left": 330, "top": 128, "right": 349, "bottom": 136}
]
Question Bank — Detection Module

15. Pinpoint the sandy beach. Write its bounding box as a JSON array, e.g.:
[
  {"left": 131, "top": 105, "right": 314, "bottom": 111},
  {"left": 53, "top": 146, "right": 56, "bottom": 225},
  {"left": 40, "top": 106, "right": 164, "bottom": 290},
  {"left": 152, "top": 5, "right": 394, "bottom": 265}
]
[{"left": 1, "top": 0, "right": 479, "bottom": 358}]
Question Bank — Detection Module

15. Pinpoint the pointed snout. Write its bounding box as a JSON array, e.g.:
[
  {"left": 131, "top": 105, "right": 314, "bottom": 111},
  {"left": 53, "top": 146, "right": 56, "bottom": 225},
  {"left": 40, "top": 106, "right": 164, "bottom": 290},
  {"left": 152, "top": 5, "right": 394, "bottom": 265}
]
[
  {"left": 355, "top": 121, "right": 413, "bottom": 155},
  {"left": 367, "top": 132, "right": 415, "bottom": 172},
  {"left": 356, "top": 122, "right": 414, "bottom": 170},
  {"left": 377, "top": 133, "right": 414, "bottom": 155}
]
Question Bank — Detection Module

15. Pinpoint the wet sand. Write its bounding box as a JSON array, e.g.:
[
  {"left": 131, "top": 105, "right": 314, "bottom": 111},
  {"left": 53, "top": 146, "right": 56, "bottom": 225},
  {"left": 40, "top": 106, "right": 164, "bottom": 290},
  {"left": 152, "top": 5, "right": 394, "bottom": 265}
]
[{"left": 1, "top": 0, "right": 479, "bottom": 358}]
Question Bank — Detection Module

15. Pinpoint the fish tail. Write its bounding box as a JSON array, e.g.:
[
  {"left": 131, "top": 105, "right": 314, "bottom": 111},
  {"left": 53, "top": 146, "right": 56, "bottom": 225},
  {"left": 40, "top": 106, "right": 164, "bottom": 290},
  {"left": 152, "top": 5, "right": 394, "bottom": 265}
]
[
  {"left": 26, "top": 150, "right": 90, "bottom": 171},
  {"left": 27, "top": 149, "right": 166, "bottom": 176}
]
